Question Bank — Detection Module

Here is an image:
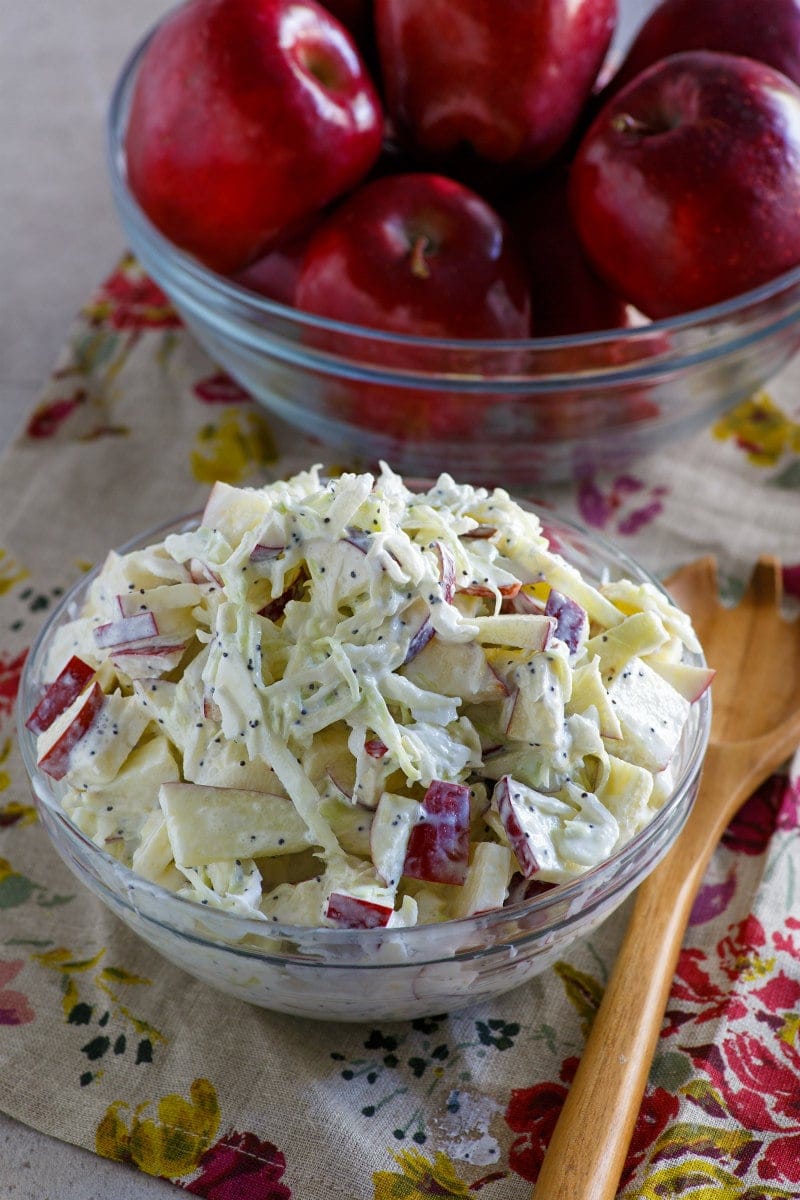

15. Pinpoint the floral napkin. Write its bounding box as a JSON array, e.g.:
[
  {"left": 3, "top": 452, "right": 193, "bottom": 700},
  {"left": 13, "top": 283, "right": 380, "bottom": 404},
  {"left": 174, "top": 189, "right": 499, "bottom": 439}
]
[{"left": 2, "top": 255, "right": 800, "bottom": 1198}]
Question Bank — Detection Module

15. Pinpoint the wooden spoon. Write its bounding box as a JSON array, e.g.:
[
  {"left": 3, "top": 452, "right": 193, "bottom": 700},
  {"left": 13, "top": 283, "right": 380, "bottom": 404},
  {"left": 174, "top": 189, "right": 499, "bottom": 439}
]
[{"left": 533, "top": 556, "right": 800, "bottom": 1200}]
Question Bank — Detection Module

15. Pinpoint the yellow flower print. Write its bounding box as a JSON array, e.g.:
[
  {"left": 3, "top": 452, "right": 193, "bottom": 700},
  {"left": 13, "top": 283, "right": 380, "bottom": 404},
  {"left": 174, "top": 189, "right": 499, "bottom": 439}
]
[
  {"left": 0, "top": 548, "right": 28, "bottom": 595},
  {"left": 191, "top": 409, "right": 277, "bottom": 484},
  {"left": 713, "top": 391, "right": 800, "bottom": 466},
  {"left": 96, "top": 1078, "right": 221, "bottom": 1177},
  {"left": 373, "top": 1148, "right": 473, "bottom": 1199},
  {"left": 0, "top": 800, "right": 37, "bottom": 827}
]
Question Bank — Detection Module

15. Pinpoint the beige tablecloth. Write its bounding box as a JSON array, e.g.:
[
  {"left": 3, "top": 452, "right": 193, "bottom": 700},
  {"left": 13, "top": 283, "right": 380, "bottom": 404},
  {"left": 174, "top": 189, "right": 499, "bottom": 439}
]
[{"left": 2, "top": 256, "right": 800, "bottom": 1198}]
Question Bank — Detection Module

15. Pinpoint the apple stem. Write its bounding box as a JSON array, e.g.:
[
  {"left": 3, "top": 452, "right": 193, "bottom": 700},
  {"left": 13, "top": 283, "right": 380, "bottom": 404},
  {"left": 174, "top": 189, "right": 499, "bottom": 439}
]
[
  {"left": 610, "top": 112, "right": 654, "bottom": 137},
  {"left": 409, "top": 235, "right": 432, "bottom": 279}
]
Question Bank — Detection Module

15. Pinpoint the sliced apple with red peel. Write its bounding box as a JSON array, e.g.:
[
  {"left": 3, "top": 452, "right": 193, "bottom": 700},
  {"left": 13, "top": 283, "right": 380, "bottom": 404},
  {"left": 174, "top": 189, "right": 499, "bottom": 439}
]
[
  {"left": 325, "top": 891, "right": 394, "bottom": 929},
  {"left": 365, "top": 737, "right": 388, "bottom": 759},
  {"left": 249, "top": 543, "right": 285, "bottom": 563},
  {"left": 259, "top": 569, "right": 308, "bottom": 621},
  {"left": 433, "top": 541, "right": 456, "bottom": 602},
  {"left": 494, "top": 774, "right": 563, "bottom": 878},
  {"left": 474, "top": 613, "right": 554, "bottom": 652},
  {"left": 458, "top": 580, "right": 521, "bottom": 600},
  {"left": 371, "top": 790, "right": 422, "bottom": 886},
  {"left": 402, "top": 780, "right": 471, "bottom": 885},
  {"left": 647, "top": 658, "right": 716, "bottom": 703},
  {"left": 461, "top": 525, "right": 497, "bottom": 540},
  {"left": 25, "top": 655, "right": 95, "bottom": 734},
  {"left": 109, "top": 641, "right": 188, "bottom": 679},
  {"left": 36, "top": 681, "right": 105, "bottom": 780},
  {"left": 93, "top": 611, "right": 158, "bottom": 649},
  {"left": 545, "top": 588, "right": 589, "bottom": 654},
  {"left": 401, "top": 635, "right": 507, "bottom": 704},
  {"left": 505, "top": 871, "right": 557, "bottom": 906},
  {"left": 402, "top": 597, "right": 434, "bottom": 664}
]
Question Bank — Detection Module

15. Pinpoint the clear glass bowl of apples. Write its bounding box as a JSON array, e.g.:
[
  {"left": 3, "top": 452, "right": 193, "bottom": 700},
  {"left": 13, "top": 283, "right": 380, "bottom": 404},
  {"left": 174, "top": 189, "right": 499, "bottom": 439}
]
[
  {"left": 18, "top": 470, "right": 712, "bottom": 1021},
  {"left": 106, "top": 0, "right": 800, "bottom": 485}
]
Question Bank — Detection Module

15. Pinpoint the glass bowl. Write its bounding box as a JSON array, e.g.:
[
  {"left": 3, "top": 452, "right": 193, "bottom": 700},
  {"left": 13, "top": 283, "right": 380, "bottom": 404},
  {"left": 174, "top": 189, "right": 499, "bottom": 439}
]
[
  {"left": 104, "top": 0, "right": 800, "bottom": 487},
  {"left": 17, "top": 507, "right": 711, "bottom": 1022}
]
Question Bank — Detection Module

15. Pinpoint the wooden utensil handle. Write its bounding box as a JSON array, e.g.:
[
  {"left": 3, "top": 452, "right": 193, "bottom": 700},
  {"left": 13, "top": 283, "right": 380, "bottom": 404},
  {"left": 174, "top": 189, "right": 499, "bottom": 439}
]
[{"left": 532, "top": 745, "right": 748, "bottom": 1200}]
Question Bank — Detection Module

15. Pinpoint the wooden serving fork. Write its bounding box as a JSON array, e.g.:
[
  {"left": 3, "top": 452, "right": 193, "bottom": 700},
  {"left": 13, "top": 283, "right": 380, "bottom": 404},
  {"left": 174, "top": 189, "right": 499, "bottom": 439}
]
[{"left": 533, "top": 556, "right": 800, "bottom": 1200}]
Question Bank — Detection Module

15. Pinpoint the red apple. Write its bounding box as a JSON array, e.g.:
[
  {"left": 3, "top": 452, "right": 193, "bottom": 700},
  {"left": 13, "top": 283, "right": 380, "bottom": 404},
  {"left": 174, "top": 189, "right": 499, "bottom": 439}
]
[
  {"left": 374, "top": 0, "right": 617, "bottom": 171},
  {"left": 609, "top": 0, "right": 800, "bottom": 97},
  {"left": 234, "top": 228, "right": 314, "bottom": 306},
  {"left": 37, "top": 682, "right": 105, "bottom": 781},
  {"left": 507, "top": 169, "right": 632, "bottom": 336},
  {"left": 25, "top": 656, "right": 96, "bottom": 735},
  {"left": 295, "top": 173, "right": 531, "bottom": 337},
  {"left": 570, "top": 51, "right": 800, "bottom": 319},
  {"left": 325, "top": 891, "right": 394, "bottom": 928},
  {"left": 93, "top": 611, "right": 159, "bottom": 648},
  {"left": 402, "top": 780, "right": 471, "bottom": 886},
  {"left": 125, "top": 0, "right": 383, "bottom": 273}
]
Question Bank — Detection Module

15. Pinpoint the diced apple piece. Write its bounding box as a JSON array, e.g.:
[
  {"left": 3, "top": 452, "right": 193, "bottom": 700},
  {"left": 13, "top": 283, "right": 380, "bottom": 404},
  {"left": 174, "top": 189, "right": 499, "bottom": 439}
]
[
  {"left": 131, "top": 809, "right": 178, "bottom": 886},
  {"left": 325, "top": 891, "right": 394, "bottom": 929},
  {"left": 451, "top": 842, "right": 513, "bottom": 919},
  {"left": 202, "top": 480, "right": 271, "bottom": 542},
  {"left": 585, "top": 610, "right": 669, "bottom": 672},
  {"left": 62, "top": 691, "right": 151, "bottom": 787},
  {"left": 116, "top": 582, "right": 202, "bottom": 619},
  {"left": 36, "top": 682, "right": 105, "bottom": 780},
  {"left": 473, "top": 613, "right": 554, "bottom": 651},
  {"left": 323, "top": 798, "right": 373, "bottom": 856},
  {"left": 370, "top": 790, "right": 422, "bottom": 887},
  {"left": 159, "top": 781, "right": 313, "bottom": 867},
  {"left": 93, "top": 611, "right": 158, "bottom": 649},
  {"left": 505, "top": 872, "right": 556, "bottom": 906},
  {"left": 401, "top": 636, "right": 507, "bottom": 704},
  {"left": 461, "top": 524, "right": 497, "bottom": 539},
  {"left": 458, "top": 580, "right": 521, "bottom": 600},
  {"left": 494, "top": 775, "right": 572, "bottom": 878},
  {"left": 90, "top": 735, "right": 180, "bottom": 846},
  {"left": 401, "top": 597, "right": 434, "bottom": 664},
  {"left": 261, "top": 877, "right": 326, "bottom": 925},
  {"left": 605, "top": 657, "right": 691, "bottom": 772},
  {"left": 647, "top": 658, "right": 715, "bottom": 703},
  {"left": 302, "top": 723, "right": 357, "bottom": 797},
  {"left": 188, "top": 558, "right": 223, "bottom": 587},
  {"left": 249, "top": 543, "right": 285, "bottom": 563},
  {"left": 403, "top": 780, "right": 471, "bottom": 886},
  {"left": 110, "top": 641, "right": 187, "bottom": 679},
  {"left": 502, "top": 652, "right": 569, "bottom": 748},
  {"left": 569, "top": 658, "right": 622, "bottom": 740},
  {"left": 365, "top": 737, "right": 388, "bottom": 758},
  {"left": 433, "top": 540, "right": 456, "bottom": 602},
  {"left": 26, "top": 655, "right": 95, "bottom": 734},
  {"left": 545, "top": 588, "right": 589, "bottom": 654}
]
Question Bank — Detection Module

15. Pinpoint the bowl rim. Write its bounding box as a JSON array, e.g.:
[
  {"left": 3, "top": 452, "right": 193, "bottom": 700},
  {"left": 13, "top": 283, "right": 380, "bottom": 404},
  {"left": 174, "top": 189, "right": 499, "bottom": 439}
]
[
  {"left": 106, "top": 7, "right": 800, "bottom": 357},
  {"left": 17, "top": 495, "right": 712, "bottom": 951}
]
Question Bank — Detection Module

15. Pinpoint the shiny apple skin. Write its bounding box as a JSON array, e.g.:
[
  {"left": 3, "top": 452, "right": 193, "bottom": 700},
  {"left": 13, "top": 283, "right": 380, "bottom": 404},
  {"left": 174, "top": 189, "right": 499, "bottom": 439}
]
[
  {"left": 610, "top": 0, "right": 800, "bottom": 96},
  {"left": 570, "top": 51, "right": 800, "bottom": 319},
  {"left": 125, "top": 0, "right": 383, "bottom": 274},
  {"left": 295, "top": 173, "right": 531, "bottom": 338},
  {"left": 374, "top": 0, "right": 617, "bottom": 170}
]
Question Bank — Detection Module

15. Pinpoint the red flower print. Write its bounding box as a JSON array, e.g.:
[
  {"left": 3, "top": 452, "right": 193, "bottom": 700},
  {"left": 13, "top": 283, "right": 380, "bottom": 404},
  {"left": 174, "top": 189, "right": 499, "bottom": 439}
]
[
  {"left": 184, "top": 1131, "right": 291, "bottom": 1200},
  {"left": 194, "top": 373, "right": 253, "bottom": 406},
  {"left": 664, "top": 947, "right": 747, "bottom": 1036},
  {"left": 0, "top": 960, "right": 35, "bottom": 1026},
  {"left": 87, "top": 263, "right": 180, "bottom": 331},
  {"left": 26, "top": 395, "right": 84, "bottom": 440},
  {"left": 618, "top": 1087, "right": 680, "bottom": 1188},
  {"left": 781, "top": 562, "right": 800, "bottom": 600},
  {"left": 504, "top": 1057, "right": 673, "bottom": 1187},
  {"left": 0, "top": 649, "right": 27, "bottom": 717},
  {"left": 759, "top": 1132, "right": 800, "bottom": 1184},
  {"left": 717, "top": 916, "right": 767, "bottom": 982},
  {"left": 576, "top": 475, "right": 667, "bottom": 536},
  {"left": 722, "top": 775, "right": 786, "bottom": 855},
  {"left": 776, "top": 771, "right": 800, "bottom": 832}
]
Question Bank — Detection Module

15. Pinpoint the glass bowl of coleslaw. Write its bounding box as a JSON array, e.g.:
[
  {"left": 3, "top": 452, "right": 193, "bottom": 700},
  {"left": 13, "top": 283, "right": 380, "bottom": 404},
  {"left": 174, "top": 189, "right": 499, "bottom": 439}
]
[{"left": 17, "top": 468, "right": 711, "bottom": 1021}]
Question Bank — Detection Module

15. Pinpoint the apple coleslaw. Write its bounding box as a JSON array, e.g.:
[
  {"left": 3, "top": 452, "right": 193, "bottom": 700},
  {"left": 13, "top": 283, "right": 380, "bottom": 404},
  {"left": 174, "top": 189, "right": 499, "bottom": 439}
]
[{"left": 27, "top": 465, "right": 712, "bottom": 930}]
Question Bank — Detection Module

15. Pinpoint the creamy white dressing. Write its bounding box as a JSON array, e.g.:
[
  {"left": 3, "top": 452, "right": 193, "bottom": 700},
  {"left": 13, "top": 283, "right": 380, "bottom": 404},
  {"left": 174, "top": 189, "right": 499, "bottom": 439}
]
[{"left": 34, "top": 465, "right": 706, "bottom": 927}]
